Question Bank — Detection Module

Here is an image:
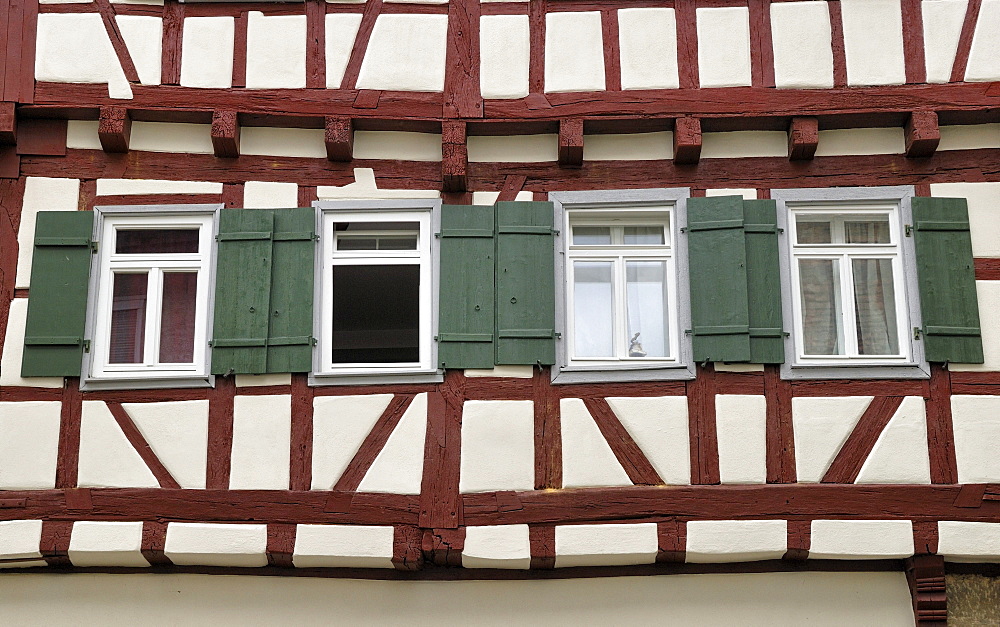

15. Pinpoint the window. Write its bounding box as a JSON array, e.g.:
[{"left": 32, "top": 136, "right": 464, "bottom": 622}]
[
  {"left": 314, "top": 200, "right": 440, "bottom": 383},
  {"left": 84, "top": 206, "right": 219, "bottom": 388},
  {"left": 551, "top": 189, "right": 693, "bottom": 383}
]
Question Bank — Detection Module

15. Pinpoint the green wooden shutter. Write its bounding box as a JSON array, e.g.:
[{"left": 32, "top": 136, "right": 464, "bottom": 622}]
[
  {"left": 912, "top": 197, "right": 984, "bottom": 363},
  {"left": 211, "top": 209, "right": 274, "bottom": 374},
  {"left": 495, "top": 201, "right": 556, "bottom": 365},
  {"left": 267, "top": 207, "right": 316, "bottom": 373},
  {"left": 687, "top": 196, "right": 751, "bottom": 362},
  {"left": 437, "top": 204, "right": 495, "bottom": 368},
  {"left": 743, "top": 199, "right": 784, "bottom": 364},
  {"left": 21, "top": 211, "right": 95, "bottom": 377}
]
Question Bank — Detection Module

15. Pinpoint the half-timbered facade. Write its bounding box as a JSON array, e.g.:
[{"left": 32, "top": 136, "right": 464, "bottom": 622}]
[{"left": 2, "top": 0, "right": 1000, "bottom": 622}]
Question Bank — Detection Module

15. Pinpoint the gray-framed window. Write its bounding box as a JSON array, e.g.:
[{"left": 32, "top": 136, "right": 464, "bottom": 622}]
[{"left": 550, "top": 189, "right": 694, "bottom": 384}]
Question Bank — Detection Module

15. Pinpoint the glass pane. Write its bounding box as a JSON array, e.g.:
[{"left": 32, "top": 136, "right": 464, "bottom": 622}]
[
  {"left": 799, "top": 259, "right": 844, "bottom": 355},
  {"left": 623, "top": 226, "right": 665, "bottom": 246},
  {"left": 853, "top": 259, "right": 900, "bottom": 355},
  {"left": 116, "top": 229, "right": 199, "bottom": 254},
  {"left": 796, "top": 219, "right": 832, "bottom": 244},
  {"left": 845, "top": 217, "right": 891, "bottom": 244},
  {"left": 159, "top": 272, "right": 197, "bottom": 363},
  {"left": 572, "top": 226, "right": 612, "bottom": 246},
  {"left": 337, "top": 235, "right": 418, "bottom": 251},
  {"left": 625, "top": 261, "right": 668, "bottom": 358},
  {"left": 332, "top": 265, "right": 420, "bottom": 364},
  {"left": 109, "top": 273, "right": 147, "bottom": 363},
  {"left": 334, "top": 221, "right": 418, "bottom": 232},
  {"left": 573, "top": 261, "right": 614, "bottom": 358}
]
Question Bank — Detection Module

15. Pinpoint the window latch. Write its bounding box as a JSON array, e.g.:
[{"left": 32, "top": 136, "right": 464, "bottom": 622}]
[
  {"left": 913, "top": 326, "right": 922, "bottom": 340},
  {"left": 905, "top": 224, "right": 914, "bottom": 237}
]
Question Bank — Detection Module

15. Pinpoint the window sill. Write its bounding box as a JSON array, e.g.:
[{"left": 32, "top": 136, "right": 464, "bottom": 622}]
[
  {"left": 309, "top": 371, "right": 444, "bottom": 387},
  {"left": 781, "top": 362, "right": 931, "bottom": 380},
  {"left": 551, "top": 363, "right": 695, "bottom": 385},
  {"left": 80, "top": 375, "right": 215, "bottom": 392}
]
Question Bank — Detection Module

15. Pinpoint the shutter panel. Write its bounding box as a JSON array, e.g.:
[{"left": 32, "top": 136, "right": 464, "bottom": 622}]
[
  {"left": 495, "top": 201, "right": 556, "bottom": 365},
  {"left": 743, "top": 199, "right": 784, "bottom": 364},
  {"left": 437, "top": 204, "right": 495, "bottom": 369},
  {"left": 211, "top": 209, "right": 274, "bottom": 374},
  {"left": 21, "top": 211, "right": 94, "bottom": 377},
  {"left": 687, "top": 196, "right": 751, "bottom": 362},
  {"left": 912, "top": 197, "right": 984, "bottom": 363},
  {"left": 266, "top": 207, "right": 315, "bottom": 373}
]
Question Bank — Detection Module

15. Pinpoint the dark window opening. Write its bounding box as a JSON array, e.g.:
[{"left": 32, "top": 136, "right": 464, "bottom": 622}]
[{"left": 332, "top": 265, "right": 420, "bottom": 364}]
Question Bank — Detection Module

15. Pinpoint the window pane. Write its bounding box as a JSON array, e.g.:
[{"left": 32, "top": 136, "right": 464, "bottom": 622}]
[
  {"left": 853, "top": 259, "right": 900, "bottom": 355},
  {"left": 799, "top": 259, "right": 844, "bottom": 355},
  {"left": 573, "top": 261, "right": 614, "bottom": 358},
  {"left": 109, "top": 273, "right": 147, "bottom": 363},
  {"left": 332, "top": 265, "right": 420, "bottom": 364},
  {"left": 159, "top": 272, "right": 197, "bottom": 363},
  {"left": 337, "top": 235, "right": 418, "bottom": 251},
  {"left": 116, "top": 229, "right": 199, "bottom": 254},
  {"left": 334, "top": 221, "right": 418, "bottom": 232},
  {"left": 845, "top": 218, "right": 891, "bottom": 244},
  {"left": 623, "top": 226, "right": 665, "bottom": 246},
  {"left": 625, "top": 261, "right": 668, "bottom": 358},
  {"left": 796, "top": 219, "right": 832, "bottom": 244},
  {"left": 572, "top": 227, "right": 612, "bottom": 246}
]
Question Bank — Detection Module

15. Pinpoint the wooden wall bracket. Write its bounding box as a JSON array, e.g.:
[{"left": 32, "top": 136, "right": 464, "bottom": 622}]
[
  {"left": 97, "top": 106, "right": 131, "bottom": 154},
  {"left": 0, "top": 102, "right": 15, "bottom": 145},
  {"left": 906, "top": 110, "right": 941, "bottom": 158},
  {"left": 906, "top": 554, "right": 948, "bottom": 626},
  {"left": 788, "top": 116, "right": 819, "bottom": 161},
  {"left": 325, "top": 116, "right": 354, "bottom": 162},
  {"left": 558, "top": 118, "right": 584, "bottom": 168},
  {"left": 442, "top": 120, "right": 468, "bottom": 193},
  {"left": 211, "top": 110, "right": 240, "bottom": 158},
  {"left": 673, "top": 117, "right": 701, "bottom": 165}
]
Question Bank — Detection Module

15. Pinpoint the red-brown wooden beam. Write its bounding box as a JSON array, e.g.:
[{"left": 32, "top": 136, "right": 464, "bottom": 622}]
[
  {"left": 232, "top": 12, "right": 248, "bottom": 88},
  {"left": 205, "top": 375, "right": 236, "bottom": 490},
  {"left": 97, "top": 106, "right": 131, "bottom": 153},
  {"left": 822, "top": 396, "right": 904, "bottom": 484},
  {"left": 675, "top": 1, "right": 699, "bottom": 89},
  {"left": 583, "top": 397, "right": 661, "bottom": 485},
  {"left": 974, "top": 258, "right": 1000, "bottom": 281},
  {"left": 55, "top": 379, "right": 81, "bottom": 489},
  {"left": 950, "top": 0, "right": 982, "bottom": 83},
  {"left": 788, "top": 116, "right": 819, "bottom": 161},
  {"left": 749, "top": 0, "right": 775, "bottom": 88},
  {"left": 764, "top": 364, "right": 796, "bottom": 483},
  {"left": 325, "top": 116, "right": 354, "bottom": 162},
  {"left": 161, "top": 0, "right": 183, "bottom": 86},
  {"left": 828, "top": 0, "right": 848, "bottom": 88},
  {"left": 784, "top": 519, "right": 810, "bottom": 561},
  {"left": 673, "top": 117, "right": 701, "bottom": 165},
  {"left": 900, "top": 0, "right": 927, "bottom": 85},
  {"left": 926, "top": 364, "right": 959, "bottom": 484},
  {"left": 392, "top": 526, "right": 424, "bottom": 571},
  {"left": 442, "top": 120, "right": 467, "bottom": 193},
  {"left": 289, "top": 373, "right": 314, "bottom": 492},
  {"left": 305, "top": 0, "right": 326, "bottom": 90},
  {"left": 107, "top": 401, "right": 182, "bottom": 489},
  {"left": 601, "top": 9, "right": 622, "bottom": 91},
  {"left": 529, "top": 524, "right": 556, "bottom": 569},
  {"left": 686, "top": 363, "right": 720, "bottom": 485},
  {"left": 528, "top": 0, "right": 547, "bottom": 97},
  {"left": 96, "top": 0, "right": 140, "bottom": 84},
  {"left": 558, "top": 118, "right": 584, "bottom": 167},
  {"left": 656, "top": 520, "right": 685, "bottom": 563},
  {"left": 14, "top": 119, "right": 67, "bottom": 156},
  {"left": 211, "top": 110, "right": 240, "bottom": 158},
  {"left": 906, "top": 554, "right": 948, "bottom": 625},
  {"left": 0, "top": 102, "right": 15, "bottom": 145},
  {"left": 340, "top": 0, "right": 383, "bottom": 90},
  {"left": 419, "top": 371, "right": 464, "bottom": 529},
  {"left": 443, "top": 0, "right": 483, "bottom": 118},
  {"left": 533, "top": 367, "right": 561, "bottom": 490},
  {"left": 334, "top": 394, "right": 414, "bottom": 492},
  {"left": 906, "top": 111, "right": 940, "bottom": 158}
]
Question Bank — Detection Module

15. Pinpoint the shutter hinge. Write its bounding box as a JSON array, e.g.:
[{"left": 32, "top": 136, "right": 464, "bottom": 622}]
[
  {"left": 83, "top": 339, "right": 91, "bottom": 353},
  {"left": 913, "top": 326, "right": 922, "bottom": 340},
  {"left": 905, "top": 224, "right": 913, "bottom": 237},
  {"left": 90, "top": 241, "right": 98, "bottom": 253}
]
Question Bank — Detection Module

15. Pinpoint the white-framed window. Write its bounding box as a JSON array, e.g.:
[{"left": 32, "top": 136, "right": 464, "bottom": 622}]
[
  {"left": 84, "top": 205, "right": 219, "bottom": 388},
  {"left": 314, "top": 200, "right": 440, "bottom": 383},
  {"left": 550, "top": 189, "right": 693, "bottom": 384},
  {"left": 775, "top": 187, "right": 928, "bottom": 379}
]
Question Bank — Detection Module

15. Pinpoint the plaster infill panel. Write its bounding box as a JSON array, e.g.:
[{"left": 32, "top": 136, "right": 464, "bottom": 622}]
[
  {"left": 922, "top": 0, "right": 969, "bottom": 83},
  {"left": 582, "top": 132, "right": 673, "bottom": 161},
  {"left": 480, "top": 15, "right": 530, "bottom": 99},
  {"left": 356, "top": 14, "right": 448, "bottom": 92},
  {"left": 243, "top": 182, "right": 300, "bottom": 210},
  {"left": 854, "top": 396, "right": 930, "bottom": 485},
  {"left": 617, "top": 8, "right": 679, "bottom": 90},
  {"left": 0, "top": 520, "right": 44, "bottom": 568},
  {"left": 929, "top": 182, "right": 1000, "bottom": 258},
  {"left": 229, "top": 395, "right": 291, "bottom": 490},
  {"left": 814, "top": 128, "right": 906, "bottom": 157},
  {"left": 116, "top": 16, "right": 162, "bottom": 85},
  {"left": 840, "top": 0, "right": 906, "bottom": 86},
  {"left": 124, "top": 400, "right": 209, "bottom": 490},
  {"left": 809, "top": 520, "right": 914, "bottom": 559},
  {"left": 325, "top": 14, "right": 364, "bottom": 88},
  {"left": 555, "top": 523, "right": 658, "bottom": 568},
  {"left": 460, "top": 400, "right": 535, "bottom": 493},
  {"left": 0, "top": 301, "right": 64, "bottom": 388},
  {"left": 696, "top": 7, "right": 752, "bottom": 88},
  {"left": 0, "top": 402, "right": 61, "bottom": 489},
  {"left": 715, "top": 395, "right": 767, "bottom": 484},
  {"left": 35, "top": 13, "right": 131, "bottom": 98},
  {"left": 179, "top": 17, "right": 235, "bottom": 89},
  {"left": 685, "top": 520, "right": 787, "bottom": 563},
  {"left": 77, "top": 401, "right": 159, "bottom": 489},
  {"left": 16, "top": 176, "right": 81, "bottom": 289},
  {"left": 791, "top": 396, "right": 873, "bottom": 483},
  {"left": 95, "top": 179, "right": 222, "bottom": 195},
  {"left": 937, "top": 124, "right": 1000, "bottom": 151},
  {"left": 700, "top": 131, "right": 787, "bottom": 158},
  {"left": 292, "top": 525, "right": 394, "bottom": 569},
  {"left": 462, "top": 525, "right": 531, "bottom": 569},
  {"left": 605, "top": 396, "right": 690, "bottom": 485},
  {"left": 128, "top": 122, "right": 214, "bottom": 154},
  {"left": 951, "top": 395, "right": 1000, "bottom": 483},
  {"left": 560, "top": 398, "right": 631, "bottom": 489},
  {"left": 544, "top": 12, "right": 606, "bottom": 93},
  {"left": 938, "top": 521, "right": 1000, "bottom": 562},
  {"left": 69, "top": 521, "right": 150, "bottom": 568},
  {"left": 770, "top": 1, "right": 834, "bottom": 89},
  {"left": 311, "top": 394, "right": 394, "bottom": 490},
  {"left": 245, "top": 13, "right": 307, "bottom": 89},
  {"left": 356, "top": 393, "right": 428, "bottom": 494},
  {"left": 965, "top": 0, "right": 1000, "bottom": 82},
  {"left": 164, "top": 523, "right": 268, "bottom": 567}
]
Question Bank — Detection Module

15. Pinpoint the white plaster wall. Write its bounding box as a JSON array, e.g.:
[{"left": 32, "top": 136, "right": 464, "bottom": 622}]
[
  {"left": 357, "top": 393, "right": 427, "bottom": 494},
  {"left": 923, "top": 0, "right": 969, "bottom": 83},
  {"left": 317, "top": 168, "right": 440, "bottom": 200},
  {"left": 480, "top": 15, "right": 530, "bottom": 99},
  {"left": 468, "top": 135, "right": 558, "bottom": 162},
  {"left": 0, "top": 300, "right": 65, "bottom": 388},
  {"left": 555, "top": 523, "right": 658, "bottom": 568},
  {"left": 95, "top": 179, "right": 222, "bottom": 195},
  {"left": 128, "top": 122, "right": 214, "bottom": 154},
  {"left": 930, "top": 182, "right": 1000, "bottom": 258},
  {"left": 240, "top": 127, "right": 327, "bottom": 159},
  {"left": 951, "top": 395, "right": 1000, "bottom": 482},
  {"left": 463, "top": 364, "right": 534, "bottom": 377},
  {"left": 814, "top": 128, "right": 906, "bottom": 156},
  {"left": 242, "top": 182, "right": 299, "bottom": 209},
  {"left": 229, "top": 395, "right": 291, "bottom": 490},
  {"left": 179, "top": 17, "right": 235, "bottom": 89},
  {"left": 544, "top": 12, "right": 606, "bottom": 93},
  {"left": 696, "top": 7, "right": 752, "bottom": 88},
  {"left": 965, "top": 0, "right": 1000, "bottom": 82},
  {"left": 124, "top": 400, "right": 209, "bottom": 490},
  {"left": 78, "top": 401, "right": 159, "bottom": 488},
  {"left": 292, "top": 525, "right": 394, "bottom": 569},
  {"left": 840, "top": 0, "right": 906, "bottom": 86},
  {"left": 809, "top": 520, "right": 914, "bottom": 559},
  {"left": 583, "top": 132, "right": 673, "bottom": 161},
  {"left": 325, "top": 14, "right": 364, "bottom": 89},
  {"left": 462, "top": 525, "right": 531, "bottom": 569},
  {"left": 705, "top": 189, "right": 758, "bottom": 201},
  {"left": 605, "top": 396, "right": 690, "bottom": 485},
  {"left": 16, "top": 176, "right": 81, "bottom": 288},
  {"left": 460, "top": 400, "right": 534, "bottom": 493},
  {"left": 938, "top": 521, "right": 1000, "bottom": 562},
  {"left": 164, "top": 523, "right": 268, "bottom": 567},
  {"left": 311, "top": 394, "right": 393, "bottom": 490},
  {"left": 618, "top": 8, "right": 679, "bottom": 90},
  {"left": 69, "top": 522, "right": 149, "bottom": 568},
  {"left": 560, "top": 398, "right": 631, "bottom": 488},
  {"left": 716, "top": 395, "right": 767, "bottom": 484},
  {"left": 685, "top": 520, "right": 787, "bottom": 563},
  {"left": 0, "top": 402, "right": 61, "bottom": 489},
  {"left": 938, "top": 123, "right": 1000, "bottom": 150},
  {"left": 0, "top": 520, "right": 43, "bottom": 566},
  {"left": 235, "top": 374, "right": 292, "bottom": 387},
  {"left": 792, "top": 396, "right": 873, "bottom": 482},
  {"left": 353, "top": 131, "right": 442, "bottom": 162},
  {"left": 116, "top": 16, "right": 162, "bottom": 85},
  {"left": 770, "top": 1, "right": 834, "bottom": 89},
  {"left": 246, "top": 13, "right": 306, "bottom": 89},
  {"left": 35, "top": 13, "right": 131, "bottom": 99},
  {"left": 66, "top": 120, "right": 102, "bottom": 150},
  {"left": 855, "top": 396, "right": 931, "bottom": 484},
  {"left": 357, "top": 15, "right": 448, "bottom": 92},
  {"left": 701, "top": 131, "right": 787, "bottom": 159}
]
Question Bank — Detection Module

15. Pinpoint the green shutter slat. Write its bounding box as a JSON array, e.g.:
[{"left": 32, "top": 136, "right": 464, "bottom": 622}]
[
  {"left": 743, "top": 199, "right": 785, "bottom": 364},
  {"left": 687, "top": 196, "right": 751, "bottom": 362},
  {"left": 212, "top": 338, "right": 267, "bottom": 348},
  {"left": 212, "top": 210, "right": 275, "bottom": 374},
  {"left": 495, "top": 201, "right": 556, "bottom": 365},
  {"left": 22, "top": 211, "right": 94, "bottom": 377},
  {"left": 267, "top": 207, "right": 316, "bottom": 373},
  {"left": 438, "top": 204, "right": 496, "bottom": 369},
  {"left": 912, "top": 197, "right": 984, "bottom": 363}
]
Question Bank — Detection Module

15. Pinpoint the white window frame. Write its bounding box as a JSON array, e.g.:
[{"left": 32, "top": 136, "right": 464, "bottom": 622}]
[
  {"left": 82, "top": 204, "right": 220, "bottom": 391},
  {"left": 550, "top": 189, "right": 694, "bottom": 384},
  {"left": 774, "top": 186, "right": 929, "bottom": 379},
  {"left": 312, "top": 200, "right": 441, "bottom": 386}
]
